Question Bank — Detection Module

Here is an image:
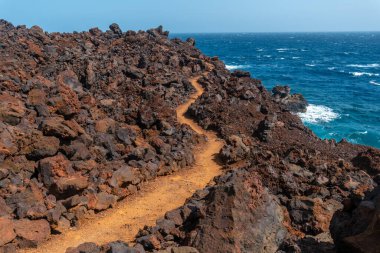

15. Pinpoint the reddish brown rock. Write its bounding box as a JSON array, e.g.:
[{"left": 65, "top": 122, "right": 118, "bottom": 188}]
[
  {"left": 22, "top": 132, "right": 60, "bottom": 160},
  {"left": 0, "top": 92, "right": 26, "bottom": 125},
  {"left": 55, "top": 174, "right": 89, "bottom": 196},
  {"left": 40, "top": 117, "right": 80, "bottom": 139},
  {"left": 14, "top": 219, "right": 50, "bottom": 247},
  {"left": 27, "top": 88, "right": 47, "bottom": 106},
  {"left": 95, "top": 118, "right": 116, "bottom": 133},
  {"left": 0, "top": 218, "right": 16, "bottom": 246},
  {"left": 39, "top": 154, "right": 73, "bottom": 188},
  {"left": 87, "top": 192, "right": 118, "bottom": 211},
  {"left": 38, "top": 154, "right": 88, "bottom": 198},
  {"left": 50, "top": 79, "right": 80, "bottom": 117}
]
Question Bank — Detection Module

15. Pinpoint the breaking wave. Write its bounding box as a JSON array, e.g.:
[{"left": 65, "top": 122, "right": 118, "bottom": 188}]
[
  {"left": 298, "top": 104, "right": 340, "bottom": 124},
  {"left": 350, "top": 72, "right": 379, "bottom": 77},
  {"left": 225, "top": 64, "right": 252, "bottom": 70},
  {"left": 347, "top": 63, "right": 379, "bottom": 68}
]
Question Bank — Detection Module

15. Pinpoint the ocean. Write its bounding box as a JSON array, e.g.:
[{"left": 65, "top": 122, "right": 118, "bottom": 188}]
[{"left": 172, "top": 33, "right": 380, "bottom": 149}]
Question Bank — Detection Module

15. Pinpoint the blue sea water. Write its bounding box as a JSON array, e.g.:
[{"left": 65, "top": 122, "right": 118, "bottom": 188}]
[{"left": 172, "top": 33, "right": 380, "bottom": 149}]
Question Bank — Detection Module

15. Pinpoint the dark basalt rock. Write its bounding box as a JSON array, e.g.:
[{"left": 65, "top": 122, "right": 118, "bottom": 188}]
[
  {"left": 231, "top": 70, "right": 251, "bottom": 78},
  {"left": 109, "top": 23, "right": 122, "bottom": 35},
  {"left": 65, "top": 241, "right": 145, "bottom": 253},
  {"left": 272, "top": 85, "right": 308, "bottom": 113}
]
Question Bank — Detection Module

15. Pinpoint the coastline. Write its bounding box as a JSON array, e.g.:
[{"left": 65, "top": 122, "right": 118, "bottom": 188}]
[{"left": 0, "top": 20, "right": 379, "bottom": 253}]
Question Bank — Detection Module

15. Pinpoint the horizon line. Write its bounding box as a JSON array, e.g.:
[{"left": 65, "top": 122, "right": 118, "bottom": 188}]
[{"left": 171, "top": 30, "right": 380, "bottom": 34}]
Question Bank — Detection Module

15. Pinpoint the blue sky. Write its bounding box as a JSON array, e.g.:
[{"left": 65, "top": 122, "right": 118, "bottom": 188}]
[{"left": 1, "top": 0, "right": 379, "bottom": 33}]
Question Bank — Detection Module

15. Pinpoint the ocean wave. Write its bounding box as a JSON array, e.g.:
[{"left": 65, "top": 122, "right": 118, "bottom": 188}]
[
  {"left": 347, "top": 63, "right": 379, "bottom": 68},
  {"left": 225, "top": 64, "right": 251, "bottom": 70},
  {"left": 370, "top": 80, "right": 380, "bottom": 86},
  {"left": 298, "top": 104, "right": 339, "bottom": 124},
  {"left": 350, "top": 72, "right": 379, "bottom": 77},
  {"left": 292, "top": 57, "right": 301, "bottom": 59},
  {"left": 305, "top": 64, "right": 316, "bottom": 67},
  {"left": 276, "top": 48, "right": 296, "bottom": 51}
]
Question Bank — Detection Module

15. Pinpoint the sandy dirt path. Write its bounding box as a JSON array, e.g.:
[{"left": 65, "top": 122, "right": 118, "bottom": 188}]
[{"left": 20, "top": 76, "right": 224, "bottom": 253}]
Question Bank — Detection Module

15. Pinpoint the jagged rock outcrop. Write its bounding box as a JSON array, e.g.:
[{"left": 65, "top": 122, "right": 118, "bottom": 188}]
[
  {"left": 136, "top": 170, "right": 288, "bottom": 253},
  {"left": 272, "top": 85, "right": 308, "bottom": 113}
]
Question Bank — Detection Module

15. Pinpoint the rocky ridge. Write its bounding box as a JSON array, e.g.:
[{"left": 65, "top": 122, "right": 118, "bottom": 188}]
[{"left": 0, "top": 20, "right": 210, "bottom": 251}]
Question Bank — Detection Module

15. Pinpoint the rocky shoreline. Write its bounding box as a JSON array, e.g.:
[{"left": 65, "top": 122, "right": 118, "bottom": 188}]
[{"left": 0, "top": 19, "right": 379, "bottom": 253}]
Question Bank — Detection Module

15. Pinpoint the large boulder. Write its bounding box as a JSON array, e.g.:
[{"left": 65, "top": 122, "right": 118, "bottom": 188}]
[{"left": 185, "top": 170, "right": 288, "bottom": 253}]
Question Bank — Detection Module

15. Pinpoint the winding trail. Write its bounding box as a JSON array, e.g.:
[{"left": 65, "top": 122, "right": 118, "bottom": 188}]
[{"left": 20, "top": 76, "right": 224, "bottom": 253}]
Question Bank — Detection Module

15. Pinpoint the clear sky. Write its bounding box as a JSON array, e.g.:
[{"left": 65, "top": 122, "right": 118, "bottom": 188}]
[{"left": 1, "top": 0, "right": 379, "bottom": 33}]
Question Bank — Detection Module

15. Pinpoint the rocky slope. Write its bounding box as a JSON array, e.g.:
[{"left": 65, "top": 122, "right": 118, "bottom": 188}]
[
  {"left": 0, "top": 19, "right": 379, "bottom": 253},
  {"left": 133, "top": 50, "right": 380, "bottom": 252},
  {"left": 0, "top": 19, "right": 211, "bottom": 251}
]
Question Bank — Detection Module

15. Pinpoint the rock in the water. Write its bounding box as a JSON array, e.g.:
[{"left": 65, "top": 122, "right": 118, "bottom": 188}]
[{"left": 272, "top": 85, "right": 308, "bottom": 113}]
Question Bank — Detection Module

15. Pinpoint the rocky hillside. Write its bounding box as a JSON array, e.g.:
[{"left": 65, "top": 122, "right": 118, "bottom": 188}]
[
  {"left": 0, "top": 19, "right": 212, "bottom": 251},
  {"left": 0, "top": 19, "right": 379, "bottom": 253}
]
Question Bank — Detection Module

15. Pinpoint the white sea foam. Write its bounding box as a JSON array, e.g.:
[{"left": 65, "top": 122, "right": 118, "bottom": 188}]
[
  {"left": 370, "top": 80, "right": 380, "bottom": 86},
  {"left": 350, "top": 72, "right": 379, "bottom": 77},
  {"left": 305, "top": 64, "right": 316, "bottom": 67},
  {"left": 225, "top": 65, "right": 251, "bottom": 70},
  {"left": 276, "top": 48, "right": 296, "bottom": 51},
  {"left": 328, "top": 67, "right": 336, "bottom": 70},
  {"left": 347, "top": 64, "right": 379, "bottom": 68},
  {"left": 292, "top": 57, "right": 301, "bottom": 59},
  {"left": 298, "top": 104, "right": 339, "bottom": 124}
]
